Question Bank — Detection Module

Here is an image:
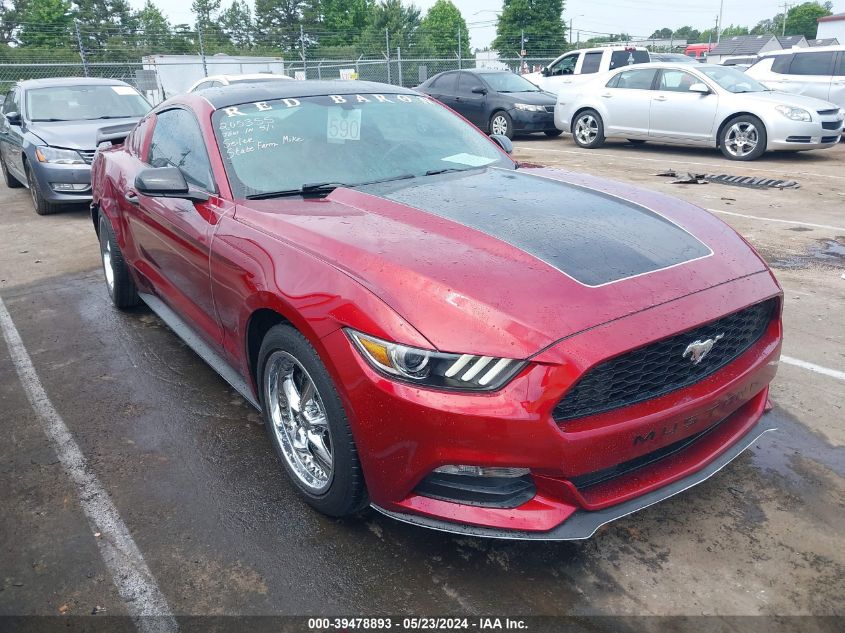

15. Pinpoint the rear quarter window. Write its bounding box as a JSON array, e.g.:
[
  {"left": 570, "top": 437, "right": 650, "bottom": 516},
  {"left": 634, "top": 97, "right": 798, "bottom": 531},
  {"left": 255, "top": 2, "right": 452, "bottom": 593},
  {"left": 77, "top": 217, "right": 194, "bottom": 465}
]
[
  {"left": 770, "top": 54, "right": 793, "bottom": 74},
  {"left": 609, "top": 50, "right": 649, "bottom": 70}
]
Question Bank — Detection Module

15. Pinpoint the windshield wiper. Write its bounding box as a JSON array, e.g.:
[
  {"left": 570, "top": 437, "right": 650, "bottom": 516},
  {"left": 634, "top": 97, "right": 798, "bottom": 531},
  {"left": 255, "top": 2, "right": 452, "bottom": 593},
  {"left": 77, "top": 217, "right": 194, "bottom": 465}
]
[
  {"left": 245, "top": 174, "right": 416, "bottom": 200},
  {"left": 425, "top": 167, "right": 471, "bottom": 176},
  {"left": 83, "top": 115, "right": 134, "bottom": 120},
  {"left": 30, "top": 118, "right": 70, "bottom": 122}
]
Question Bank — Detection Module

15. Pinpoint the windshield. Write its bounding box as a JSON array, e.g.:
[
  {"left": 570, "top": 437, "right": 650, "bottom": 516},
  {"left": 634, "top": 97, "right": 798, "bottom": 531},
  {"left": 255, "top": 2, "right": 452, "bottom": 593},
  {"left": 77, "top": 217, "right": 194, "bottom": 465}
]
[
  {"left": 26, "top": 85, "right": 150, "bottom": 122},
  {"left": 698, "top": 66, "right": 769, "bottom": 93},
  {"left": 482, "top": 72, "right": 540, "bottom": 93},
  {"left": 213, "top": 93, "right": 513, "bottom": 198}
]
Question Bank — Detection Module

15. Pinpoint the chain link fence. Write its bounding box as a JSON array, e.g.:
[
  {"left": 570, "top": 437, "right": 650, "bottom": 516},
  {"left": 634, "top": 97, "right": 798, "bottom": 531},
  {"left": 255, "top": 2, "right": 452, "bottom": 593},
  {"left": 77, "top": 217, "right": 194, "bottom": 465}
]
[{"left": 0, "top": 55, "right": 560, "bottom": 105}]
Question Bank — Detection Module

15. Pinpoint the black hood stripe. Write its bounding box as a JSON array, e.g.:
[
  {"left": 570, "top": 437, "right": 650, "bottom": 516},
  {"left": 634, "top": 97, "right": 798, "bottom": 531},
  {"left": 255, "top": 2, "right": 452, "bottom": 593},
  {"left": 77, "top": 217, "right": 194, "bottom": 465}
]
[{"left": 361, "top": 168, "right": 711, "bottom": 287}]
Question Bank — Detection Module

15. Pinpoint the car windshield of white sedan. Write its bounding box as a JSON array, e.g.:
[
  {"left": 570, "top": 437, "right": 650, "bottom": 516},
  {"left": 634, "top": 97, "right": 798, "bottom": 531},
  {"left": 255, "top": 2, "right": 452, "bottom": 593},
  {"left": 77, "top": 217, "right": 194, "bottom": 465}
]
[
  {"left": 482, "top": 73, "right": 541, "bottom": 93},
  {"left": 697, "top": 67, "right": 769, "bottom": 93},
  {"left": 212, "top": 94, "right": 512, "bottom": 198},
  {"left": 26, "top": 85, "right": 150, "bottom": 122}
]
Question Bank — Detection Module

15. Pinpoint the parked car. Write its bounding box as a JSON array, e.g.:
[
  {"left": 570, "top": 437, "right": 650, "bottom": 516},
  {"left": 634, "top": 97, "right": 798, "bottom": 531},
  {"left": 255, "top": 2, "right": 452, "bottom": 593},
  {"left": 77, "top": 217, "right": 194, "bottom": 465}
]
[
  {"left": 746, "top": 46, "right": 845, "bottom": 110},
  {"left": 0, "top": 77, "right": 150, "bottom": 215},
  {"left": 720, "top": 56, "right": 758, "bottom": 69},
  {"left": 91, "top": 80, "right": 783, "bottom": 539},
  {"left": 555, "top": 62, "right": 844, "bottom": 160},
  {"left": 416, "top": 69, "right": 559, "bottom": 139},
  {"left": 187, "top": 73, "right": 293, "bottom": 93},
  {"left": 522, "top": 46, "right": 650, "bottom": 93},
  {"left": 650, "top": 52, "right": 699, "bottom": 64}
]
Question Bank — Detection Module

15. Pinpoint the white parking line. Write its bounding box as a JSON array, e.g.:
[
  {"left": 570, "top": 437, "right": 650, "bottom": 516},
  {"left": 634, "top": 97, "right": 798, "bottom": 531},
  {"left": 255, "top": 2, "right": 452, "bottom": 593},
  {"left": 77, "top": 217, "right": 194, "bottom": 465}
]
[
  {"left": 781, "top": 356, "right": 845, "bottom": 382},
  {"left": 521, "top": 146, "right": 845, "bottom": 181},
  {"left": 0, "top": 296, "right": 178, "bottom": 633},
  {"left": 706, "top": 208, "right": 845, "bottom": 233}
]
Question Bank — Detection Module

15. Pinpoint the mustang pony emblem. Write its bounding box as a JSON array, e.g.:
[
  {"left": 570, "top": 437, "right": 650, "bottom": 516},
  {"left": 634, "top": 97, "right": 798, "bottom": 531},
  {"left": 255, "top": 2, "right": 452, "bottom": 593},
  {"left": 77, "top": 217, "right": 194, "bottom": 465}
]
[{"left": 683, "top": 334, "right": 725, "bottom": 365}]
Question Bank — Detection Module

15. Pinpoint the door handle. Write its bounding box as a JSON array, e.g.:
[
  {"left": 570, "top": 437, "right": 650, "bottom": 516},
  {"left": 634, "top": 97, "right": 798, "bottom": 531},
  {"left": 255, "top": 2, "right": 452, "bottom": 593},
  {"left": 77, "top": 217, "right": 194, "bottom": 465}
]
[
  {"left": 601, "top": 93, "right": 612, "bottom": 98},
  {"left": 124, "top": 191, "right": 139, "bottom": 205},
  {"left": 654, "top": 95, "right": 668, "bottom": 102}
]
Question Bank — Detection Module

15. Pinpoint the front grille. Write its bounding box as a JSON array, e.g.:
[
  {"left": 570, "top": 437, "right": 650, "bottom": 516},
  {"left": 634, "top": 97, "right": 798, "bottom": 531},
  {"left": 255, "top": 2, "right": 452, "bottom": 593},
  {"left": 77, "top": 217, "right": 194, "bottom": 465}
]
[
  {"left": 821, "top": 120, "right": 843, "bottom": 130},
  {"left": 553, "top": 299, "right": 776, "bottom": 422},
  {"left": 78, "top": 149, "right": 97, "bottom": 164},
  {"left": 785, "top": 136, "right": 811, "bottom": 143},
  {"left": 817, "top": 108, "right": 840, "bottom": 115},
  {"left": 544, "top": 105, "right": 555, "bottom": 113}
]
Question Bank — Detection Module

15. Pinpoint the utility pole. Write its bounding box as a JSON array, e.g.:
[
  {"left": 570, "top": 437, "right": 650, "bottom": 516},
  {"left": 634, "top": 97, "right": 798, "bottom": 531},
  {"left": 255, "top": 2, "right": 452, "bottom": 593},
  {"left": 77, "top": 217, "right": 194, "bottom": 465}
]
[
  {"left": 520, "top": 29, "right": 526, "bottom": 73},
  {"left": 385, "top": 28, "right": 391, "bottom": 84},
  {"left": 197, "top": 20, "right": 208, "bottom": 77},
  {"left": 782, "top": 1, "right": 791, "bottom": 36},
  {"left": 397, "top": 47, "right": 403, "bottom": 86},
  {"left": 300, "top": 24, "right": 307, "bottom": 79},
  {"left": 74, "top": 20, "right": 90, "bottom": 77},
  {"left": 457, "top": 28, "right": 462, "bottom": 69},
  {"left": 716, "top": 0, "right": 724, "bottom": 43}
]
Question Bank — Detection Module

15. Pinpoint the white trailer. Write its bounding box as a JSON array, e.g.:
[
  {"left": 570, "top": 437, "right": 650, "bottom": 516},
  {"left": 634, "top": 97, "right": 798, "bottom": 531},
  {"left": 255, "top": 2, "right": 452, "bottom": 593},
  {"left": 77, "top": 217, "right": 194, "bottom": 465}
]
[{"left": 141, "top": 54, "right": 286, "bottom": 102}]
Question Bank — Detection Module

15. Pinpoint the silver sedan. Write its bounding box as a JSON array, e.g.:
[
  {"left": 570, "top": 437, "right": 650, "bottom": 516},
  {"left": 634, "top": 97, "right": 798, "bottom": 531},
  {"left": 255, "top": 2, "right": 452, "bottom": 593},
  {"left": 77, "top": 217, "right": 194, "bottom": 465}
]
[{"left": 554, "top": 63, "right": 844, "bottom": 160}]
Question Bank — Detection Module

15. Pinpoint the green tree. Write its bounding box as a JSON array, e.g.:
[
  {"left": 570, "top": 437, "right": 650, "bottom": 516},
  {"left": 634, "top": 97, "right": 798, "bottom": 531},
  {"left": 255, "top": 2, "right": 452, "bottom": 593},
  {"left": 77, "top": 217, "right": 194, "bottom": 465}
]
[
  {"left": 492, "top": 0, "right": 567, "bottom": 57},
  {"left": 419, "top": 0, "right": 469, "bottom": 58},
  {"left": 649, "top": 27, "right": 672, "bottom": 39},
  {"left": 221, "top": 0, "right": 253, "bottom": 48},
  {"left": 136, "top": 0, "right": 172, "bottom": 52},
  {"left": 254, "top": 0, "right": 305, "bottom": 52},
  {"left": 673, "top": 25, "right": 701, "bottom": 42},
  {"left": 19, "top": 0, "right": 73, "bottom": 48},
  {"left": 310, "top": 0, "right": 373, "bottom": 47},
  {"left": 360, "top": 0, "right": 421, "bottom": 54},
  {"left": 784, "top": 1, "right": 832, "bottom": 38},
  {"left": 720, "top": 24, "right": 750, "bottom": 37}
]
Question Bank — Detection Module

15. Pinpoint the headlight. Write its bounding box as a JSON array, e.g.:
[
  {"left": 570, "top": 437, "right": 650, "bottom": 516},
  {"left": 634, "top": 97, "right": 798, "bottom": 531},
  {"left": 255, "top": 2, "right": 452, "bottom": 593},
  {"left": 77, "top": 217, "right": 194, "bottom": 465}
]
[
  {"left": 35, "top": 146, "right": 86, "bottom": 165},
  {"left": 775, "top": 105, "right": 811, "bottom": 122},
  {"left": 346, "top": 329, "right": 526, "bottom": 391},
  {"left": 514, "top": 103, "right": 546, "bottom": 112}
]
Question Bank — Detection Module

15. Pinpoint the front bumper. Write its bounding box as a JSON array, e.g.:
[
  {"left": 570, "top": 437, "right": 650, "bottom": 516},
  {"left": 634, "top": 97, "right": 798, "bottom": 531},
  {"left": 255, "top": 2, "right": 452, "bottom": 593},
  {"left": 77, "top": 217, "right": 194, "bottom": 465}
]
[
  {"left": 510, "top": 108, "right": 557, "bottom": 133},
  {"left": 29, "top": 159, "right": 92, "bottom": 203},
  {"left": 766, "top": 115, "right": 843, "bottom": 151},
  {"left": 323, "top": 271, "right": 782, "bottom": 538}
]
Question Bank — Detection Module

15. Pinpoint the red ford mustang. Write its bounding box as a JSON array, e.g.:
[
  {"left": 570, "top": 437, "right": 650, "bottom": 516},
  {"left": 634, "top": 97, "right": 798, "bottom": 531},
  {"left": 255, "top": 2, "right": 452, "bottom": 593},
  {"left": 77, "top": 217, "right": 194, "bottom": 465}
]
[{"left": 90, "top": 81, "right": 782, "bottom": 539}]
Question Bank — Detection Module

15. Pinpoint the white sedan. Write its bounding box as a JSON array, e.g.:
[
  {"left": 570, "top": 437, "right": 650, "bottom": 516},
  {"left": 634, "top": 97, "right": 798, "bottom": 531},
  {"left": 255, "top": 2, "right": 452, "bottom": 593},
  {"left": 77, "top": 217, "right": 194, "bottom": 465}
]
[
  {"left": 187, "top": 73, "right": 292, "bottom": 93},
  {"left": 554, "top": 63, "right": 844, "bottom": 160}
]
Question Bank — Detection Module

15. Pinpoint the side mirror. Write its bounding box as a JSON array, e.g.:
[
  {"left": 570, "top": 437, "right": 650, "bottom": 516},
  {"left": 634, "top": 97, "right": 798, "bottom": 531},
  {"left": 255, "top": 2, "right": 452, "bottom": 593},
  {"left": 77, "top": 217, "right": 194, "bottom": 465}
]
[
  {"left": 135, "top": 167, "right": 209, "bottom": 202},
  {"left": 5, "top": 111, "right": 21, "bottom": 126},
  {"left": 471, "top": 86, "right": 488, "bottom": 95},
  {"left": 490, "top": 134, "right": 513, "bottom": 154},
  {"left": 542, "top": 67, "right": 551, "bottom": 77},
  {"left": 689, "top": 83, "right": 710, "bottom": 94}
]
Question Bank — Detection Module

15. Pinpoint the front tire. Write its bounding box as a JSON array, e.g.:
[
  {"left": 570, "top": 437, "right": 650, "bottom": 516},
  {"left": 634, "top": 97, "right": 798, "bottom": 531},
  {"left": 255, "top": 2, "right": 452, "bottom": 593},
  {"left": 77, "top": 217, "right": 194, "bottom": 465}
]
[
  {"left": 99, "top": 214, "right": 140, "bottom": 309},
  {"left": 720, "top": 114, "right": 767, "bottom": 161},
  {"left": 490, "top": 111, "right": 514, "bottom": 139},
  {"left": 1, "top": 155, "right": 23, "bottom": 188},
  {"left": 25, "top": 162, "right": 62, "bottom": 215},
  {"left": 572, "top": 109, "right": 606, "bottom": 149},
  {"left": 258, "top": 324, "right": 368, "bottom": 517}
]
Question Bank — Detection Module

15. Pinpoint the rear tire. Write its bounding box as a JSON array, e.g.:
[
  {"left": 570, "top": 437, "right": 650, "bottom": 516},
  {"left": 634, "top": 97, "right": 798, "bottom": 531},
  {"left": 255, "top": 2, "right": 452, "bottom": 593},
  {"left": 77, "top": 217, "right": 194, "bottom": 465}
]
[
  {"left": 719, "top": 114, "right": 767, "bottom": 161},
  {"left": 98, "top": 214, "right": 140, "bottom": 309},
  {"left": 25, "top": 162, "right": 62, "bottom": 215},
  {"left": 1, "top": 155, "right": 23, "bottom": 188},
  {"left": 258, "top": 324, "right": 368, "bottom": 517},
  {"left": 572, "top": 109, "right": 606, "bottom": 149}
]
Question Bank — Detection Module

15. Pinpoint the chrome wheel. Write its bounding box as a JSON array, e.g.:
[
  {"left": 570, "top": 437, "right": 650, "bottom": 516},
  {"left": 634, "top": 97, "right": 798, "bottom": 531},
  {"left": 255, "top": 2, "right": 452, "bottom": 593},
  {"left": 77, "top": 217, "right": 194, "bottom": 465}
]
[
  {"left": 264, "top": 351, "right": 333, "bottom": 492},
  {"left": 725, "top": 121, "right": 759, "bottom": 158},
  {"left": 491, "top": 114, "right": 508, "bottom": 136},
  {"left": 575, "top": 114, "right": 599, "bottom": 145},
  {"left": 101, "top": 236, "right": 115, "bottom": 293}
]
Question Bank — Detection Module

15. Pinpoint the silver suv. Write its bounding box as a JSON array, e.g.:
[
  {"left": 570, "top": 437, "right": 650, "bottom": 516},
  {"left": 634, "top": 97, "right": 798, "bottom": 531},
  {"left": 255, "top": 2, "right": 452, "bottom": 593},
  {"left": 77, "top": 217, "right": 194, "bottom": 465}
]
[{"left": 746, "top": 46, "right": 845, "bottom": 110}]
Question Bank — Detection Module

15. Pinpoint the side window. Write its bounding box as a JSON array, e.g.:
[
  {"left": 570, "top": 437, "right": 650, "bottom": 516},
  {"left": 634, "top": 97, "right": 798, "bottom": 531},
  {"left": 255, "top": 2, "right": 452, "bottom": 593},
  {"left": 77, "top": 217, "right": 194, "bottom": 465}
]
[
  {"left": 605, "top": 73, "right": 621, "bottom": 89},
  {"left": 2, "top": 90, "right": 15, "bottom": 114},
  {"left": 658, "top": 70, "right": 699, "bottom": 92},
  {"left": 458, "top": 72, "right": 484, "bottom": 94},
  {"left": 432, "top": 72, "right": 458, "bottom": 94},
  {"left": 549, "top": 53, "right": 579, "bottom": 76},
  {"left": 147, "top": 109, "right": 214, "bottom": 191},
  {"left": 613, "top": 68, "right": 658, "bottom": 90},
  {"left": 789, "top": 52, "right": 835, "bottom": 76},
  {"left": 12, "top": 89, "right": 21, "bottom": 115},
  {"left": 770, "top": 55, "right": 792, "bottom": 74},
  {"left": 192, "top": 81, "right": 211, "bottom": 92},
  {"left": 610, "top": 50, "right": 650, "bottom": 69},
  {"left": 580, "top": 52, "right": 603, "bottom": 74},
  {"left": 835, "top": 52, "right": 845, "bottom": 77}
]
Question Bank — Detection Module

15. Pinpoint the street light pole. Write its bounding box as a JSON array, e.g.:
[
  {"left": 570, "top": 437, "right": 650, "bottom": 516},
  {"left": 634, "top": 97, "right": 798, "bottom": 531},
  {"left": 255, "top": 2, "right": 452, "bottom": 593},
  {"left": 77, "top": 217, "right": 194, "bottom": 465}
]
[{"left": 717, "top": 0, "right": 724, "bottom": 43}]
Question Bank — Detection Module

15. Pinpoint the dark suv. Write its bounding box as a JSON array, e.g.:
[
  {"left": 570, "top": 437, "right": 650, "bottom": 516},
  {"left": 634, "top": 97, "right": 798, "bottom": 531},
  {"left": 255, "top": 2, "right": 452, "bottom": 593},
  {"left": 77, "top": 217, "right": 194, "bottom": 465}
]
[{"left": 0, "top": 77, "right": 150, "bottom": 215}]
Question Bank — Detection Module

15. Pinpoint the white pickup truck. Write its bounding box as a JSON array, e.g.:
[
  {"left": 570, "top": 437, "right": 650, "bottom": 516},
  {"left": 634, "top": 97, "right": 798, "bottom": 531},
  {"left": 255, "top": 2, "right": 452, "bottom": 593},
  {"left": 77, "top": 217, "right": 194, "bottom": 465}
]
[{"left": 523, "top": 46, "right": 650, "bottom": 93}]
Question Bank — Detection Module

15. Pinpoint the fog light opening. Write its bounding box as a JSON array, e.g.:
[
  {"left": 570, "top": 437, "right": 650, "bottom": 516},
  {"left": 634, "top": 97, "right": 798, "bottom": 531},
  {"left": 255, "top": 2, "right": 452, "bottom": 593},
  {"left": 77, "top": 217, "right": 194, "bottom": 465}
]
[{"left": 433, "top": 465, "right": 530, "bottom": 478}]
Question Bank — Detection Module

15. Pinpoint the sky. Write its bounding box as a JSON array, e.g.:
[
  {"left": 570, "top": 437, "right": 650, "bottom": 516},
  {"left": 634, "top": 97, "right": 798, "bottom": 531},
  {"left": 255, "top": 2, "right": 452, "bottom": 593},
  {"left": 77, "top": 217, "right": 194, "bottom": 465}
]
[{"left": 129, "top": 0, "right": 845, "bottom": 50}]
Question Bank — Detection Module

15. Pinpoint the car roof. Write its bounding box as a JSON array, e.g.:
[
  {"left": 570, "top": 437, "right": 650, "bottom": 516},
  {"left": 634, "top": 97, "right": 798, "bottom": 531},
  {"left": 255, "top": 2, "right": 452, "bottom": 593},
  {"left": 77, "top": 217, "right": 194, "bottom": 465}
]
[
  {"left": 204, "top": 73, "right": 292, "bottom": 82},
  {"left": 15, "top": 77, "right": 131, "bottom": 89},
  {"left": 199, "top": 80, "right": 418, "bottom": 109},
  {"left": 761, "top": 44, "right": 845, "bottom": 56}
]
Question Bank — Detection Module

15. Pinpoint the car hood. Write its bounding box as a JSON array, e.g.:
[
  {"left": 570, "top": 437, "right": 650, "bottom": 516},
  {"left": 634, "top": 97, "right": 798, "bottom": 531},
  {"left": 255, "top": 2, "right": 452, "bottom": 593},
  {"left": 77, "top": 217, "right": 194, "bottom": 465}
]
[
  {"left": 26, "top": 117, "right": 141, "bottom": 150},
  {"left": 236, "top": 168, "right": 769, "bottom": 358},
  {"left": 734, "top": 90, "right": 840, "bottom": 111},
  {"left": 500, "top": 90, "right": 556, "bottom": 104}
]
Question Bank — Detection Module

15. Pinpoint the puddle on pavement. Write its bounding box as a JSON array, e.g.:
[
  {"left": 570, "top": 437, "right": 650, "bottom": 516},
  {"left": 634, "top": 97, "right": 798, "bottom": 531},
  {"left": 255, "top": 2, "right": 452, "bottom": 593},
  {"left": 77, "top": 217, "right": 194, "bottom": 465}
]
[{"left": 769, "top": 236, "right": 845, "bottom": 270}]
